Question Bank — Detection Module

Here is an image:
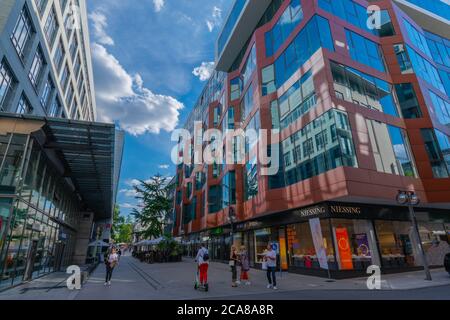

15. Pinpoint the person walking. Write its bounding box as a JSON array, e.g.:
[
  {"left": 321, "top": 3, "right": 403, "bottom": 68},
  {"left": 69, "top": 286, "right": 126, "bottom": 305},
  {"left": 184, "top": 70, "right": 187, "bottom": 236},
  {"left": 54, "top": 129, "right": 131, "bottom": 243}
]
[
  {"left": 239, "top": 245, "right": 251, "bottom": 285},
  {"left": 230, "top": 246, "right": 239, "bottom": 287},
  {"left": 264, "top": 243, "right": 277, "bottom": 290},
  {"left": 105, "top": 247, "right": 119, "bottom": 286},
  {"left": 195, "top": 243, "right": 209, "bottom": 288}
]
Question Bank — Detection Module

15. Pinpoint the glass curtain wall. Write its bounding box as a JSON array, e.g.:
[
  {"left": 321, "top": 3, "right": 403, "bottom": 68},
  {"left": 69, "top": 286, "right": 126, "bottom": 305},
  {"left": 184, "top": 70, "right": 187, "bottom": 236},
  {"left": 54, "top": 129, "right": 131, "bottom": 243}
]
[{"left": 0, "top": 135, "right": 81, "bottom": 289}]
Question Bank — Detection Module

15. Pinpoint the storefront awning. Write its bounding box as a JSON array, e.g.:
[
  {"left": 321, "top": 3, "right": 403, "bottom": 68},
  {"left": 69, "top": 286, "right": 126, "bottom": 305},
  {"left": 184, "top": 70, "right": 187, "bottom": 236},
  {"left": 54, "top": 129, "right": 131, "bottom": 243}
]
[{"left": 0, "top": 113, "right": 118, "bottom": 220}]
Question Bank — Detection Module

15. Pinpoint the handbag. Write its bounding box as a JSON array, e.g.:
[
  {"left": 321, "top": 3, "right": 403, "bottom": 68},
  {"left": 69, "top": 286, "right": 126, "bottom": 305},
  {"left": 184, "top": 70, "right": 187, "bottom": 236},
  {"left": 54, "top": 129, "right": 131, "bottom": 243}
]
[
  {"left": 262, "top": 261, "right": 268, "bottom": 270},
  {"left": 229, "top": 260, "right": 235, "bottom": 267}
]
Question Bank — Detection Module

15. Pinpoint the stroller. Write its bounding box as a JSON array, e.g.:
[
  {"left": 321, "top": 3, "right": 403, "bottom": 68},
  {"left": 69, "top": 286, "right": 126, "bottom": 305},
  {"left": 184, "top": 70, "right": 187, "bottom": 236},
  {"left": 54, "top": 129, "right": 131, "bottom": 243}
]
[{"left": 194, "top": 266, "right": 209, "bottom": 292}]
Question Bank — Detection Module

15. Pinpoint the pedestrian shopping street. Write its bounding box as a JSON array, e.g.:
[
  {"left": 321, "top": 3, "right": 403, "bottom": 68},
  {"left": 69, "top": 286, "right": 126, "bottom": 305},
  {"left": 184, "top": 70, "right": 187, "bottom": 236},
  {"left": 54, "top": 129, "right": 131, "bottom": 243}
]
[{"left": 0, "top": 253, "right": 449, "bottom": 300}]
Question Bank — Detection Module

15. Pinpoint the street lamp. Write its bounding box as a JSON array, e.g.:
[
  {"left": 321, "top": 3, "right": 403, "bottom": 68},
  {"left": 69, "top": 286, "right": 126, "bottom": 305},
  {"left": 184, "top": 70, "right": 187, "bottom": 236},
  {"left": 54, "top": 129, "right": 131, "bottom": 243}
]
[
  {"left": 396, "top": 190, "right": 432, "bottom": 281},
  {"left": 228, "top": 207, "right": 237, "bottom": 238}
]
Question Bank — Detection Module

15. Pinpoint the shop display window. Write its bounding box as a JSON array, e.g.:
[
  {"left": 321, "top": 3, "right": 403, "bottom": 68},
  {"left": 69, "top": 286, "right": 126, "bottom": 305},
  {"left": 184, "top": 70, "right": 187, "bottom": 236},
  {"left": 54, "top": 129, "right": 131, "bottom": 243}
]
[
  {"left": 418, "top": 222, "right": 450, "bottom": 267},
  {"left": 254, "top": 228, "right": 278, "bottom": 263},
  {"left": 287, "top": 221, "right": 336, "bottom": 270},
  {"left": 331, "top": 219, "right": 378, "bottom": 271},
  {"left": 375, "top": 220, "right": 419, "bottom": 269}
]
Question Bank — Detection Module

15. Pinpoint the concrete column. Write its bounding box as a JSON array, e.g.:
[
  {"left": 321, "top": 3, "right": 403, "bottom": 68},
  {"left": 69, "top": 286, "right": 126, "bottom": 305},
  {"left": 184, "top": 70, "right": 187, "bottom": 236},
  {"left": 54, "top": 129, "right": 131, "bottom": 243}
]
[{"left": 72, "top": 212, "right": 94, "bottom": 265}]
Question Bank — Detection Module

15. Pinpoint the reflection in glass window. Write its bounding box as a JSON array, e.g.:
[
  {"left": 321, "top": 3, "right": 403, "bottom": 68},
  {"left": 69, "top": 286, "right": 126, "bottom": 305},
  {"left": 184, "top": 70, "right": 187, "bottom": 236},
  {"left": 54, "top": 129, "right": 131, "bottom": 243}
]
[
  {"left": 275, "top": 71, "right": 316, "bottom": 130},
  {"left": 394, "top": 44, "right": 413, "bottom": 74},
  {"left": 11, "top": 6, "right": 34, "bottom": 60},
  {"left": 274, "top": 15, "right": 334, "bottom": 88},
  {"left": 240, "top": 83, "right": 254, "bottom": 122},
  {"left": 242, "top": 44, "right": 256, "bottom": 89},
  {"left": 230, "top": 77, "right": 242, "bottom": 101},
  {"left": 16, "top": 94, "right": 33, "bottom": 114},
  {"left": 287, "top": 221, "right": 336, "bottom": 270},
  {"left": 265, "top": 0, "right": 304, "bottom": 57},
  {"left": 425, "top": 31, "right": 450, "bottom": 67},
  {"left": 394, "top": 83, "right": 422, "bottom": 119},
  {"left": 44, "top": 6, "right": 58, "bottom": 45},
  {"left": 261, "top": 64, "right": 276, "bottom": 96},
  {"left": 406, "top": 45, "right": 445, "bottom": 93},
  {"left": 366, "top": 120, "right": 417, "bottom": 177},
  {"left": 375, "top": 220, "right": 420, "bottom": 269},
  {"left": 0, "top": 60, "right": 16, "bottom": 111},
  {"left": 244, "top": 157, "right": 258, "bottom": 201},
  {"left": 403, "top": 19, "right": 432, "bottom": 58},
  {"left": 421, "top": 129, "right": 450, "bottom": 178},
  {"left": 345, "top": 29, "right": 385, "bottom": 72},
  {"left": 331, "top": 62, "right": 399, "bottom": 116},
  {"left": 429, "top": 91, "right": 450, "bottom": 127},
  {"left": 29, "top": 48, "right": 45, "bottom": 88},
  {"left": 222, "top": 171, "right": 236, "bottom": 209},
  {"left": 281, "top": 110, "right": 358, "bottom": 187}
]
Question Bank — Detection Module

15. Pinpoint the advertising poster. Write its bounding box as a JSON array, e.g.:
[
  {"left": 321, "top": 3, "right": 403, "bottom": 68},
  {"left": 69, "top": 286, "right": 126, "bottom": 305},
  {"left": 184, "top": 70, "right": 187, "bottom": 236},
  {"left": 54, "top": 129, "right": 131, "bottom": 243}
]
[
  {"left": 309, "top": 218, "right": 329, "bottom": 270},
  {"left": 355, "top": 233, "right": 371, "bottom": 257},
  {"left": 335, "top": 227, "right": 354, "bottom": 270}
]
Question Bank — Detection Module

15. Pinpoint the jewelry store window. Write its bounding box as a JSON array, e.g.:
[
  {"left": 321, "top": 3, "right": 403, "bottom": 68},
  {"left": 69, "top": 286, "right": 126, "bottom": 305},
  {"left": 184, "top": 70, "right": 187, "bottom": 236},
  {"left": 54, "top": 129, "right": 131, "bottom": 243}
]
[
  {"left": 287, "top": 221, "right": 336, "bottom": 270},
  {"left": 331, "top": 219, "right": 379, "bottom": 271}
]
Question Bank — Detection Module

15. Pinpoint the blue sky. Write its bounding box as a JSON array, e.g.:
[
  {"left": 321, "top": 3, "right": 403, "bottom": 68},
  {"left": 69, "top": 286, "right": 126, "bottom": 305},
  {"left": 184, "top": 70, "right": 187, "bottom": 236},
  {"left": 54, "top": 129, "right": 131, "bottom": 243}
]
[{"left": 86, "top": 0, "right": 233, "bottom": 215}]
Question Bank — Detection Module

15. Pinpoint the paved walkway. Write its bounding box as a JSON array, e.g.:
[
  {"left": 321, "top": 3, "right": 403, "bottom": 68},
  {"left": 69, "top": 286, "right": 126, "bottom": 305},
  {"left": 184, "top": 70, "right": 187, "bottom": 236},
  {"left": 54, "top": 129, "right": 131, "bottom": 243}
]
[{"left": 1, "top": 255, "right": 449, "bottom": 300}]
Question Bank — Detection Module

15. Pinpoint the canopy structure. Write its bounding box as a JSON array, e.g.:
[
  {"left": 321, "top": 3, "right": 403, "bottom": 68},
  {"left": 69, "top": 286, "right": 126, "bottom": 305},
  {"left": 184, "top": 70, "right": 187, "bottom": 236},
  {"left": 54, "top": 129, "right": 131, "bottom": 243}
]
[
  {"left": 88, "top": 240, "right": 111, "bottom": 247},
  {"left": 41, "top": 117, "right": 116, "bottom": 220},
  {"left": 0, "top": 113, "right": 120, "bottom": 220}
]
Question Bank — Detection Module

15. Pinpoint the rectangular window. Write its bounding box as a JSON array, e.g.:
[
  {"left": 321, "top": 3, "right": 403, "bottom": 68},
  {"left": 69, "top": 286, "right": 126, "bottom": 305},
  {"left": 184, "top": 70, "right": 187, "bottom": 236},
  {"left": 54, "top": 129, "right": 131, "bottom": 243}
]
[
  {"left": 394, "top": 83, "right": 422, "bottom": 119},
  {"left": 265, "top": 0, "right": 304, "bottom": 57},
  {"left": 16, "top": 94, "right": 33, "bottom": 114},
  {"left": 240, "top": 83, "right": 254, "bottom": 122},
  {"left": 40, "top": 76, "right": 54, "bottom": 108},
  {"left": 230, "top": 77, "right": 242, "bottom": 101},
  {"left": 44, "top": 6, "right": 58, "bottom": 45},
  {"left": 429, "top": 91, "right": 450, "bottom": 127},
  {"left": 11, "top": 6, "right": 34, "bottom": 60},
  {"left": 331, "top": 62, "right": 399, "bottom": 116},
  {"left": 275, "top": 15, "right": 334, "bottom": 89},
  {"left": 60, "top": 64, "right": 70, "bottom": 91},
  {"left": 261, "top": 64, "right": 276, "bottom": 96},
  {"left": 244, "top": 157, "right": 258, "bottom": 201},
  {"left": 48, "top": 97, "right": 62, "bottom": 117},
  {"left": 29, "top": 47, "right": 46, "bottom": 88},
  {"left": 421, "top": 129, "right": 450, "bottom": 178},
  {"left": 281, "top": 109, "right": 358, "bottom": 186},
  {"left": 345, "top": 29, "right": 385, "bottom": 72},
  {"left": 394, "top": 44, "right": 413, "bottom": 74},
  {"left": 0, "top": 60, "right": 16, "bottom": 111},
  {"left": 35, "top": 0, "right": 48, "bottom": 15},
  {"left": 367, "top": 120, "right": 417, "bottom": 177},
  {"left": 208, "top": 185, "right": 222, "bottom": 214},
  {"left": 53, "top": 39, "right": 65, "bottom": 72}
]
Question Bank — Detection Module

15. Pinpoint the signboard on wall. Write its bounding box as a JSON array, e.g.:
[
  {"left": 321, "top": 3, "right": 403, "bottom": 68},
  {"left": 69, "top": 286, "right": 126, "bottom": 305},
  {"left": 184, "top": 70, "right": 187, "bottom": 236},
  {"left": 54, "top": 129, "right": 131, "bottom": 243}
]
[{"left": 335, "top": 228, "right": 354, "bottom": 270}]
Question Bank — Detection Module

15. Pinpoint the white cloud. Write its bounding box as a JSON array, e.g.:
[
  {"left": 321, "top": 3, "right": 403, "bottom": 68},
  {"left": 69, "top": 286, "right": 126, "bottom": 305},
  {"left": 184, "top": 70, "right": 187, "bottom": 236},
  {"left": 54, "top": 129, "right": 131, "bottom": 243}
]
[
  {"left": 88, "top": 11, "right": 115, "bottom": 46},
  {"left": 153, "top": 0, "right": 165, "bottom": 12},
  {"left": 119, "top": 188, "right": 138, "bottom": 198},
  {"left": 192, "top": 61, "right": 215, "bottom": 81},
  {"left": 206, "top": 6, "right": 222, "bottom": 32},
  {"left": 91, "top": 43, "right": 184, "bottom": 136},
  {"left": 158, "top": 164, "right": 170, "bottom": 169},
  {"left": 119, "top": 203, "right": 138, "bottom": 209}
]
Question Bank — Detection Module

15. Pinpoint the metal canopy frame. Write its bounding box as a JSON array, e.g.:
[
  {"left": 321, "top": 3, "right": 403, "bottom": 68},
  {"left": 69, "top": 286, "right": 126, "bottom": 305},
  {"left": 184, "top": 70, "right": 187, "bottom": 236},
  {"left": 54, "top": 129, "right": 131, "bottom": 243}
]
[{"left": 1, "top": 113, "right": 116, "bottom": 220}]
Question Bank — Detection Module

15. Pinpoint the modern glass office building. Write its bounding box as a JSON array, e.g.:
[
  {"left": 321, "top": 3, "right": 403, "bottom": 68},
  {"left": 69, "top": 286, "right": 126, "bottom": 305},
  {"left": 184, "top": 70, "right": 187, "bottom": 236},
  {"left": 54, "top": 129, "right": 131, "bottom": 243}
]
[
  {"left": 0, "top": 0, "right": 123, "bottom": 290},
  {"left": 173, "top": 0, "right": 450, "bottom": 278}
]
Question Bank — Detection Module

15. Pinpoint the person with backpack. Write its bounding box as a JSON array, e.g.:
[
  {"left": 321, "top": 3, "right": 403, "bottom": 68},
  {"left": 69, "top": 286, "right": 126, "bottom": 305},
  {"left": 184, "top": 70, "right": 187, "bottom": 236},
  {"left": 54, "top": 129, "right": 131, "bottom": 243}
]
[{"left": 195, "top": 243, "right": 209, "bottom": 287}]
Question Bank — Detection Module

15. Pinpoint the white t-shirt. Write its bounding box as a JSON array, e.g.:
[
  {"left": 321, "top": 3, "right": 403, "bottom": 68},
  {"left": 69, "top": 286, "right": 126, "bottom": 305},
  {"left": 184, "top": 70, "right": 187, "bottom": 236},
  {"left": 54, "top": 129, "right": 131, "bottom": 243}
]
[
  {"left": 265, "top": 250, "right": 277, "bottom": 268},
  {"left": 108, "top": 253, "right": 119, "bottom": 265},
  {"left": 196, "top": 247, "right": 209, "bottom": 265}
]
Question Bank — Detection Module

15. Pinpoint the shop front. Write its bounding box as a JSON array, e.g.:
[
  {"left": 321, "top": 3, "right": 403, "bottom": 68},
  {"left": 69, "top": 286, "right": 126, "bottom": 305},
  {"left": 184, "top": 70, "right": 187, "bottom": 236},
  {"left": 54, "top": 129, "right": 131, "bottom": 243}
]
[{"left": 231, "top": 202, "right": 450, "bottom": 278}]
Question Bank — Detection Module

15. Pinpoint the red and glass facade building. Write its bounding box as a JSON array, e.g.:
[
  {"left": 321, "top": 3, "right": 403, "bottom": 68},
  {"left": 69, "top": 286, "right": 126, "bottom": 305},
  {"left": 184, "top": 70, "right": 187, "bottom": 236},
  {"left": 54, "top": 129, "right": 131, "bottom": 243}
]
[{"left": 173, "top": 0, "right": 450, "bottom": 278}]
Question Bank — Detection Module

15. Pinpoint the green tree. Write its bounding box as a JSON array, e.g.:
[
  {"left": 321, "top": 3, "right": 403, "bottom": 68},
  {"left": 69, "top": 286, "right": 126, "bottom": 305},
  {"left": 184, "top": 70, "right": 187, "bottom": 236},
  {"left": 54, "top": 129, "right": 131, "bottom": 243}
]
[
  {"left": 132, "top": 174, "right": 171, "bottom": 240},
  {"left": 112, "top": 205, "right": 133, "bottom": 243}
]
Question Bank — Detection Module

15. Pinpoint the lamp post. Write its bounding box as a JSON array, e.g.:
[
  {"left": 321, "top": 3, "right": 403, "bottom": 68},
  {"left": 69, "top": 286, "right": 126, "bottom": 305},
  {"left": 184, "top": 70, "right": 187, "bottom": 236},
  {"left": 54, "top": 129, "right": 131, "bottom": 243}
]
[
  {"left": 396, "top": 190, "right": 432, "bottom": 281},
  {"left": 228, "top": 207, "right": 237, "bottom": 239}
]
